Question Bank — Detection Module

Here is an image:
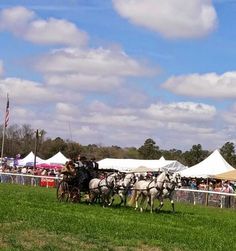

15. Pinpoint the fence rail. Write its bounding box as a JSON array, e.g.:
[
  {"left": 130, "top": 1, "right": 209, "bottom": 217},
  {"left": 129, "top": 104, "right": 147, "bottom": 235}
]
[
  {"left": 175, "top": 188, "right": 236, "bottom": 209},
  {"left": 0, "top": 172, "right": 61, "bottom": 188}
]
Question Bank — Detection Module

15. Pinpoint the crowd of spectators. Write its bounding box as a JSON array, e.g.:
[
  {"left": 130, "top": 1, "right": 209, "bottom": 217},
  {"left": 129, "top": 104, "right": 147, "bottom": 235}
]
[
  {"left": 182, "top": 178, "right": 236, "bottom": 193},
  {"left": 0, "top": 165, "right": 60, "bottom": 176},
  {"left": 180, "top": 178, "right": 236, "bottom": 208},
  {"left": 0, "top": 164, "right": 62, "bottom": 186}
]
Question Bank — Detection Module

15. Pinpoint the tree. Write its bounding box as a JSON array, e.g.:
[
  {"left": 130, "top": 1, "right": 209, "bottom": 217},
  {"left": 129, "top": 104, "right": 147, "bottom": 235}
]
[
  {"left": 183, "top": 144, "right": 209, "bottom": 166},
  {"left": 220, "top": 142, "right": 236, "bottom": 166},
  {"left": 138, "top": 138, "right": 161, "bottom": 159},
  {"left": 161, "top": 148, "right": 182, "bottom": 162},
  {"left": 124, "top": 147, "right": 140, "bottom": 159}
]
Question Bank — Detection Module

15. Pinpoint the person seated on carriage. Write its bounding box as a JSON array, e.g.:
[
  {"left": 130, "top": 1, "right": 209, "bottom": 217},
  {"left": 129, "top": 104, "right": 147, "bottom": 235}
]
[
  {"left": 87, "top": 157, "right": 99, "bottom": 171},
  {"left": 73, "top": 156, "right": 91, "bottom": 190},
  {"left": 61, "top": 160, "right": 76, "bottom": 177},
  {"left": 87, "top": 157, "right": 99, "bottom": 179},
  {"left": 75, "top": 154, "right": 83, "bottom": 168}
]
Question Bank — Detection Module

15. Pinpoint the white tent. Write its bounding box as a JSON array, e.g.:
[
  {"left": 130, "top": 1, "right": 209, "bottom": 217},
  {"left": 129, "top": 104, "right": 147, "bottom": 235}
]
[
  {"left": 156, "top": 156, "right": 187, "bottom": 173},
  {"left": 179, "top": 149, "right": 234, "bottom": 178},
  {"left": 97, "top": 157, "right": 186, "bottom": 173},
  {"left": 133, "top": 166, "right": 155, "bottom": 172},
  {"left": 45, "top": 151, "right": 69, "bottom": 165},
  {"left": 18, "top": 151, "right": 45, "bottom": 166}
]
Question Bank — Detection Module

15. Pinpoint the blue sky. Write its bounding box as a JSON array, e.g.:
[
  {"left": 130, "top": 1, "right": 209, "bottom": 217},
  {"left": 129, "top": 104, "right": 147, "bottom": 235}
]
[{"left": 1, "top": 0, "right": 236, "bottom": 150}]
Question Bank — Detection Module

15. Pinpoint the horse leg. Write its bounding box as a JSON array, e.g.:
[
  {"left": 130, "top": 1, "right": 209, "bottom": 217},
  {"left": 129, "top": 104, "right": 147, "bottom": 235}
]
[
  {"left": 156, "top": 198, "right": 164, "bottom": 212},
  {"left": 144, "top": 193, "right": 151, "bottom": 211},
  {"left": 117, "top": 191, "right": 123, "bottom": 207},
  {"left": 170, "top": 199, "right": 175, "bottom": 213},
  {"left": 150, "top": 194, "right": 155, "bottom": 213},
  {"left": 140, "top": 194, "right": 146, "bottom": 212},
  {"left": 100, "top": 190, "right": 107, "bottom": 207},
  {"left": 108, "top": 192, "right": 115, "bottom": 206},
  {"left": 124, "top": 192, "right": 127, "bottom": 207},
  {"left": 135, "top": 191, "right": 141, "bottom": 211}
]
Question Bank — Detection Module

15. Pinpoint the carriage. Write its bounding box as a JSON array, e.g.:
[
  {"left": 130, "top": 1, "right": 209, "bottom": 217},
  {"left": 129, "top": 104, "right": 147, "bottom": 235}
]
[
  {"left": 56, "top": 160, "right": 116, "bottom": 203},
  {"left": 57, "top": 160, "right": 96, "bottom": 203}
]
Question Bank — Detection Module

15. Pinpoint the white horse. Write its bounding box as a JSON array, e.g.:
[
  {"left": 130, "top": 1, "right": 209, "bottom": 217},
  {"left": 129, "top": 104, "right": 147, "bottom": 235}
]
[
  {"left": 113, "top": 173, "right": 136, "bottom": 206},
  {"left": 129, "top": 172, "right": 169, "bottom": 213},
  {"left": 89, "top": 172, "right": 118, "bottom": 206},
  {"left": 156, "top": 172, "right": 182, "bottom": 213}
]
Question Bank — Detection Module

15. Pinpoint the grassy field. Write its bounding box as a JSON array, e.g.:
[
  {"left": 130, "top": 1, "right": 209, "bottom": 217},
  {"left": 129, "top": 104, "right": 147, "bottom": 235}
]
[{"left": 0, "top": 184, "right": 236, "bottom": 251}]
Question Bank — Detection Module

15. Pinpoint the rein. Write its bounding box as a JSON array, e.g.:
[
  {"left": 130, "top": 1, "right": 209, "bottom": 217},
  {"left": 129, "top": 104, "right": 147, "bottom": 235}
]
[{"left": 97, "top": 173, "right": 116, "bottom": 191}]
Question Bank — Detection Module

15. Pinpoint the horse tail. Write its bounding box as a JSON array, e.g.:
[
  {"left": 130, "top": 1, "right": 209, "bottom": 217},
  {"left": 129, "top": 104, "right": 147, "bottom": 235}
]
[{"left": 128, "top": 189, "right": 137, "bottom": 206}]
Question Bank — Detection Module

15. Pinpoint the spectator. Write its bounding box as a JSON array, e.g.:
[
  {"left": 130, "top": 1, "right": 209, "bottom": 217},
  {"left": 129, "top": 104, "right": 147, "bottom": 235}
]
[
  {"left": 190, "top": 179, "right": 197, "bottom": 190},
  {"left": 222, "top": 180, "right": 234, "bottom": 208}
]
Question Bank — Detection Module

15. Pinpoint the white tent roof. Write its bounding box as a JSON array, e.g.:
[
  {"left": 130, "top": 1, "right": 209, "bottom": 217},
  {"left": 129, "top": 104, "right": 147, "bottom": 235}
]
[
  {"left": 18, "top": 151, "right": 45, "bottom": 166},
  {"left": 97, "top": 157, "right": 186, "bottom": 173},
  {"left": 179, "top": 149, "right": 234, "bottom": 178},
  {"left": 133, "top": 166, "right": 155, "bottom": 172},
  {"left": 45, "top": 151, "right": 69, "bottom": 165}
]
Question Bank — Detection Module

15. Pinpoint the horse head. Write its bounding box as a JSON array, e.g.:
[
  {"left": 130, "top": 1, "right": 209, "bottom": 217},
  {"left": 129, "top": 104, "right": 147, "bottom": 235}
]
[
  {"left": 106, "top": 172, "right": 119, "bottom": 187},
  {"left": 123, "top": 173, "right": 136, "bottom": 188},
  {"left": 155, "top": 171, "right": 170, "bottom": 190},
  {"left": 168, "top": 172, "right": 182, "bottom": 189}
]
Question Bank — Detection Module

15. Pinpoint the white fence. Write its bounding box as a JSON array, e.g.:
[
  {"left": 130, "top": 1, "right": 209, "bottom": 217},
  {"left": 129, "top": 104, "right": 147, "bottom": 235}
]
[
  {"left": 0, "top": 172, "right": 61, "bottom": 188},
  {"left": 175, "top": 188, "right": 236, "bottom": 209}
]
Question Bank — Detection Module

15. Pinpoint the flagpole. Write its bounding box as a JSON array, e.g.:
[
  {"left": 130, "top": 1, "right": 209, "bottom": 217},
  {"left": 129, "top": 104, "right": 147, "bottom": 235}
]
[
  {"left": 1, "top": 93, "right": 9, "bottom": 166},
  {"left": 1, "top": 118, "right": 6, "bottom": 165}
]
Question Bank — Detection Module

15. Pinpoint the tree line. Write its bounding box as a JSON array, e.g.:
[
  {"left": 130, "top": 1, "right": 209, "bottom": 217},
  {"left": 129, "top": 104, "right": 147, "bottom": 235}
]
[{"left": 1, "top": 124, "right": 236, "bottom": 167}]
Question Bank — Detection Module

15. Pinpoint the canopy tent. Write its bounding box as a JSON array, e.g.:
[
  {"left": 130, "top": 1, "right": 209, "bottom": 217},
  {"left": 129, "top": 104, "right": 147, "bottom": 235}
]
[
  {"left": 213, "top": 169, "right": 236, "bottom": 181},
  {"left": 133, "top": 166, "right": 155, "bottom": 173},
  {"left": 179, "top": 149, "right": 234, "bottom": 178},
  {"left": 18, "top": 151, "right": 45, "bottom": 166},
  {"left": 156, "top": 156, "right": 187, "bottom": 173},
  {"left": 97, "top": 157, "right": 186, "bottom": 173},
  {"left": 45, "top": 151, "right": 69, "bottom": 165}
]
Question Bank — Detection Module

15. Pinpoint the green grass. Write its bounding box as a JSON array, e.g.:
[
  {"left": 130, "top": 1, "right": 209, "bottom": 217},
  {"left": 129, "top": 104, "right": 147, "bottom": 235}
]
[{"left": 0, "top": 184, "right": 236, "bottom": 251}]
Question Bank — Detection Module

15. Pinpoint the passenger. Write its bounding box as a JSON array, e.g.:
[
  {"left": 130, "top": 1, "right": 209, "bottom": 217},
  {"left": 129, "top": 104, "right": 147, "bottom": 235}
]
[
  {"left": 75, "top": 154, "right": 83, "bottom": 168},
  {"left": 87, "top": 157, "right": 99, "bottom": 171}
]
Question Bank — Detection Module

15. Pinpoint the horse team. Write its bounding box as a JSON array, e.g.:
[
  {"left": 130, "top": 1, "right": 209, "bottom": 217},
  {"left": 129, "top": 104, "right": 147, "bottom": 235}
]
[{"left": 88, "top": 171, "right": 182, "bottom": 213}]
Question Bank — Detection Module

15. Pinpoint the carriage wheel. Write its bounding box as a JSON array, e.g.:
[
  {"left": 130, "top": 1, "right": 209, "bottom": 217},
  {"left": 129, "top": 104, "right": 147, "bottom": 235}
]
[
  {"left": 69, "top": 187, "right": 81, "bottom": 203},
  {"left": 57, "top": 180, "right": 70, "bottom": 202}
]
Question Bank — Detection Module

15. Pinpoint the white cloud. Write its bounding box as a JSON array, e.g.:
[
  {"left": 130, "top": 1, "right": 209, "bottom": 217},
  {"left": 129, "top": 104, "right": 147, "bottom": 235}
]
[
  {"left": 144, "top": 102, "right": 216, "bottom": 122},
  {"left": 0, "top": 76, "right": 85, "bottom": 106},
  {"left": 0, "top": 6, "right": 35, "bottom": 33},
  {"left": 113, "top": 0, "right": 217, "bottom": 39},
  {"left": 162, "top": 71, "right": 236, "bottom": 98},
  {"left": 0, "top": 77, "right": 51, "bottom": 104},
  {"left": 0, "top": 6, "right": 88, "bottom": 46},
  {"left": 45, "top": 74, "right": 121, "bottom": 92},
  {"left": 36, "top": 47, "right": 154, "bottom": 76},
  {"left": 35, "top": 47, "right": 156, "bottom": 92},
  {"left": 0, "top": 60, "right": 4, "bottom": 76}
]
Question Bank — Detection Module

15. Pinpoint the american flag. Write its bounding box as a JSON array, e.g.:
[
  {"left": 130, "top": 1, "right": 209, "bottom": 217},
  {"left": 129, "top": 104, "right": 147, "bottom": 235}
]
[{"left": 4, "top": 94, "right": 9, "bottom": 128}]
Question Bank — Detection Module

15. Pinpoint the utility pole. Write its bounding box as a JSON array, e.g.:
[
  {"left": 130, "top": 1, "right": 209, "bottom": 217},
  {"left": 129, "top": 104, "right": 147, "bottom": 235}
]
[{"left": 33, "top": 129, "right": 41, "bottom": 169}]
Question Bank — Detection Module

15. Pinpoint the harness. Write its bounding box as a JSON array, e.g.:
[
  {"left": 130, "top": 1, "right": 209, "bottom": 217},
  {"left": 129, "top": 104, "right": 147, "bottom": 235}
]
[
  {"left": 97, "top": 173, "right": 116, "bottom": 192},
  {"left": 115, "top": 177, "right": 133, "bottom": 193}
]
